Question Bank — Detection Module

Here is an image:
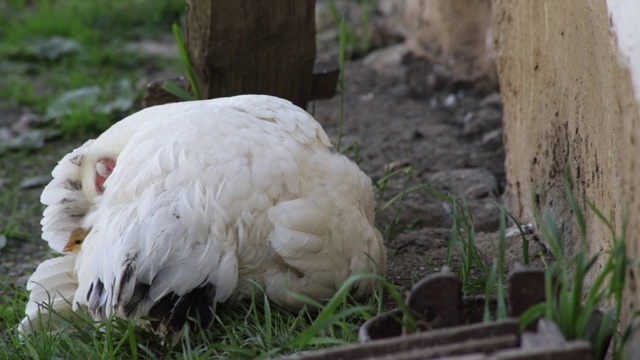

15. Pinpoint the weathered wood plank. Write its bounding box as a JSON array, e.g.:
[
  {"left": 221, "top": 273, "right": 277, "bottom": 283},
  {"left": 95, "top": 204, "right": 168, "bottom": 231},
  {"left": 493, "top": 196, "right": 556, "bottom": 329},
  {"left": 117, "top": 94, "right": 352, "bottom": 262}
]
[
  {"left": 492, "top": 340, "right": 592, "bottom": 360},
  {"left": 185, "top": 0, "right": 316, "bottom": 108},
  {"left": 277, "top": 319, "right": 520, "bottom": 360},
  {"left": 376, "top": 335, "right": 518, "bottom": 360}
]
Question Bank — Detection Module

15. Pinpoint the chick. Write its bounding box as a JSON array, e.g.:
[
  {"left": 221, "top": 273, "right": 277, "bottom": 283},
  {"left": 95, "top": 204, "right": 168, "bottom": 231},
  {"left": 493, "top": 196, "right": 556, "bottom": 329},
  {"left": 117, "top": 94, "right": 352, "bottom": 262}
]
[{"left": 62, "top": 228, "right": 90, "bottom": 253}]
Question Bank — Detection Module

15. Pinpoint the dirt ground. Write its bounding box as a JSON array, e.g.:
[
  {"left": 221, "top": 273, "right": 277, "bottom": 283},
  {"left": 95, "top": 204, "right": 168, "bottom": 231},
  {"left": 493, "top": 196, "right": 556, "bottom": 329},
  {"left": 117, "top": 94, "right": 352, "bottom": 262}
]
[{"left": 311, "top": 47, "right": 551, "bottom": 294}]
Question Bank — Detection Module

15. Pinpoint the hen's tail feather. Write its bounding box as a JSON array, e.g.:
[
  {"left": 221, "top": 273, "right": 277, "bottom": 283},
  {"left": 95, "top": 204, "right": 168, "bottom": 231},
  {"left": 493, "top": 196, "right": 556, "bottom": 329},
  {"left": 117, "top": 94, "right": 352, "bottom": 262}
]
[{"left": 147, "top": 283, "right": 217, "bottom": 335}]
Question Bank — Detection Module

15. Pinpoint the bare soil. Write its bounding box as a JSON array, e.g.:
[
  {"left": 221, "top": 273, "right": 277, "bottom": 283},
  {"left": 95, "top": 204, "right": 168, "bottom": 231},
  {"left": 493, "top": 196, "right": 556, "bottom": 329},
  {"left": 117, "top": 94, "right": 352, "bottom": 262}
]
[{"left": 312, "top": 49, "right": 551, "bottom": 294}]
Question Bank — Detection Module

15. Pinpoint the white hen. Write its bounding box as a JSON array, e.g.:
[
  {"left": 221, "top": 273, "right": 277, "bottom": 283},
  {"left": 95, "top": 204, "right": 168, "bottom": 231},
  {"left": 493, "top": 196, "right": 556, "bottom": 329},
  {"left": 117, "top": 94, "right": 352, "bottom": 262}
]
[{"left": 20, "top": 95, "right": 386, "bottom": 336}]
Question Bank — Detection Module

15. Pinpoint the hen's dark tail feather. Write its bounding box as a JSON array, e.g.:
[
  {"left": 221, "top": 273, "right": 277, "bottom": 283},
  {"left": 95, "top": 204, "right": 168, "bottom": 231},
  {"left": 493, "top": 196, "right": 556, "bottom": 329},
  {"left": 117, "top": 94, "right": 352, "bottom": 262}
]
[{"left": 148, "top": 283, "right": 217, "bottom": 335}]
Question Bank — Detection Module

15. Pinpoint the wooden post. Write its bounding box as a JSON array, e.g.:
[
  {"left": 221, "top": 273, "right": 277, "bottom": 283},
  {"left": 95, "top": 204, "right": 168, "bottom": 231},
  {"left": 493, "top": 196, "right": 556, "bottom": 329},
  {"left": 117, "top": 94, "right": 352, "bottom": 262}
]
[{"left": 185, "top": 0, "right": 316, "bottom": 108}]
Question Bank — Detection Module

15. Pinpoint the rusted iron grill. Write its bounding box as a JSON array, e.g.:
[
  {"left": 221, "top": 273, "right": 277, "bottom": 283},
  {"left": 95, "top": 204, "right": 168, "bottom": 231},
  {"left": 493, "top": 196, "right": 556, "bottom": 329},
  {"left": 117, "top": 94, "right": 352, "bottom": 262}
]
[{"left": 277, "top": 266, "right": 603, "bottom": 360}]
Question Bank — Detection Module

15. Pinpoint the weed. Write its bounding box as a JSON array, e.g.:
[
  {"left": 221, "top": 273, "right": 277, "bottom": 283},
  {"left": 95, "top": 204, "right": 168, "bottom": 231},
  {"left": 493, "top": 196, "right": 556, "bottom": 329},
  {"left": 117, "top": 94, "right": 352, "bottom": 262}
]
[
  {"left": 444, "top": 197, "right": 488, "bottom": 295},
  {"left": 162, "top": 22, "right": 201, "bottom": 101},
  {"left": 336, "top": 15, "right": 348, "bottom": 152},
  {"left": 482, "top": 209, "right": 508, "bottom": 322},
  {"left": 327, "top": 0, "right": 377, "bottom": 59},
  {"left": 372, "top": 165, "right": 429, "bottom": 241},
  {"left": 519, "top": 170, "right": 628, "bottom": 359},
  {"left": 331, "top": 0, "right": 376, "bottom": 151},
  {"left": 491, "top": 200, "right": 530, "bottom": 265}
]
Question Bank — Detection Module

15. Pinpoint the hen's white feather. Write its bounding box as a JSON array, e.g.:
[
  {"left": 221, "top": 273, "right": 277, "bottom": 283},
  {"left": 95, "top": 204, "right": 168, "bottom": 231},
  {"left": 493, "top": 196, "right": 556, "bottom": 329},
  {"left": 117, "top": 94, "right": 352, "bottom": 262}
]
[
  {"left": 23, "top": 95, "right": 386, "bottom": 336},
  {"left": 19, "top": 139, "right": 96, "bottom": 335},
  {"left": 40, "top": 140, "right": 94, "bottom": 253},
  {"left": 19, "top": 255, "right": 78, "bottom": 335}
]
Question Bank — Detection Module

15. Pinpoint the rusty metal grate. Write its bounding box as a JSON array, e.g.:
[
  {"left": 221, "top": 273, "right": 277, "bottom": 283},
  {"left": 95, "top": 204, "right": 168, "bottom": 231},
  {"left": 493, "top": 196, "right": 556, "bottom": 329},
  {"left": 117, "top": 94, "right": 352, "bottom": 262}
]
[{"left": 276, "top": 266, "right": 601, "bottom": 360}]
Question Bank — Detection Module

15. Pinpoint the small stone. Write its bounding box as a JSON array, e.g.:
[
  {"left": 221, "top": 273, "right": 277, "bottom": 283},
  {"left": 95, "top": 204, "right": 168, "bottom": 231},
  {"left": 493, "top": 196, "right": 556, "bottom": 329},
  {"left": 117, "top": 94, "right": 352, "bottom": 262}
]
[
  {"left": 12, "top": 111, "right": 44, "bottom": 133},
  {"left": 481, "top": 128, "right": 503, "bottom": 150},
  {"left": 479, "top": 92, "right": 502, "bottom": 107},
  {"left": 443, "top": 94, "right": 456, "bottom": 107},
  {"left": 363, "top": 43, "right": 408, "bottom": 79},
  {"left": 428, "top": 168, "right": 497, "bottom": 200},
  {"left": 387, "top": 159, "right": 411, "bottom": 171}
]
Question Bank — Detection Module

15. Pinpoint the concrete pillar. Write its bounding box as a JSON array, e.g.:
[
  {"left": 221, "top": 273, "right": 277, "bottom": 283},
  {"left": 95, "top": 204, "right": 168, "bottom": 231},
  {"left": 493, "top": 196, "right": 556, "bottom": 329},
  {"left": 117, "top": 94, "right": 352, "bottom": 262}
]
[{"left": 492, "top": 0, "right": 640, "bottom": 332}]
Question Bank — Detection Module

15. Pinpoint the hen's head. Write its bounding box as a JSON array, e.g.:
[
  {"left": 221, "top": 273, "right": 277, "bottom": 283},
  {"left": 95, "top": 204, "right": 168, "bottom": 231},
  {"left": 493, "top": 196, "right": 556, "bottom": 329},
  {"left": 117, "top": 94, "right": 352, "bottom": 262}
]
[{"left": 78, "top": 111, "right": 150, "bottom": 201}]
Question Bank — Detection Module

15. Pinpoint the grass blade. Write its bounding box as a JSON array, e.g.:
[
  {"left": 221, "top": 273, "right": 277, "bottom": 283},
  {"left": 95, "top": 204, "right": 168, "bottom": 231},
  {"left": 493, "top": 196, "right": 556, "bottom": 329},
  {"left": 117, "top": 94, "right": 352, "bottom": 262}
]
[
  {"left": 172, "top": 22, "right": 201, "bottom": 100},
  {"left": 161, "top": 81, "right": 195, "bottom": 101}
]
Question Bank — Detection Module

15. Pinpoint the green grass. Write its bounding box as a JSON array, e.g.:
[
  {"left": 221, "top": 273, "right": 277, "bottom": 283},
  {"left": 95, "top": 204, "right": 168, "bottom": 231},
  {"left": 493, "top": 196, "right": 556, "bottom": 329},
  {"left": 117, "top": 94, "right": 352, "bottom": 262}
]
[
  {"left": 0, "top": 0, "right": 185, "bottom": 135},
  {"left": 2, "top": 276, "right": 404, "bottom": 359},
  {"left": 443, "top": 196, "right": 489, "bottom": 295},
  {"left": 0, "top": 143, "right": 81, "bottom": 241},
  {"left": 518, "top": 169, "right": 629, "bottom": 359}
]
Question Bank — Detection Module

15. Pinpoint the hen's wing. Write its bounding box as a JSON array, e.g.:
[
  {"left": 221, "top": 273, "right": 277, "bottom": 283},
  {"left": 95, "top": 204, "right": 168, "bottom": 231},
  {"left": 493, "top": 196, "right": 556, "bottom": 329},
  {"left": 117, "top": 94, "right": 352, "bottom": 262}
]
[
  {"left": 265, "top": 153, "right": 386, "bottom": 308},
  {"left": 19, "top": 141, "right": 95, "bottom": 334},
  {"left": 19, "top": 255, "right": 79, "bottom": 335}
]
